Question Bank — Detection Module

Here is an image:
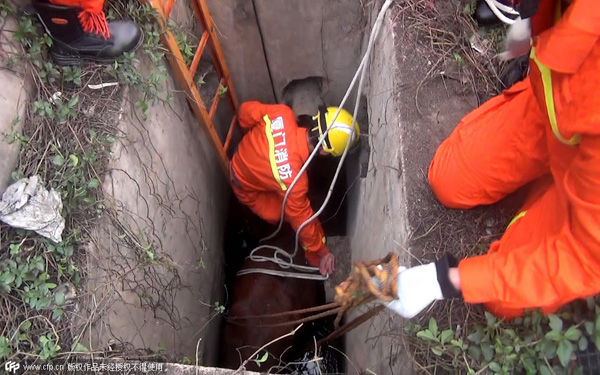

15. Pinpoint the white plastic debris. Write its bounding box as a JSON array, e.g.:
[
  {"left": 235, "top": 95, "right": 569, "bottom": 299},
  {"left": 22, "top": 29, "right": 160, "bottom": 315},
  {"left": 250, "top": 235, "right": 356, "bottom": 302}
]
[
  {"left": 0, "top": 176, "right": 65, "bottom": 243},
  {"left": 50, "top": 91, "right": 62, "bottom": 104},
  {"left": 470, "top": 34, "right": 486, "bottom": 54},
  {"left": 87, "top": 82, "right": 118, "bottom": 90}
]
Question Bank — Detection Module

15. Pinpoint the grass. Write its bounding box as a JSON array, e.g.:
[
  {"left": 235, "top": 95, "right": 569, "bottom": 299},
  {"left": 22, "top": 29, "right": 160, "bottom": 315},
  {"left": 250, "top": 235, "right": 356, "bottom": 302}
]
[{"left": 392, "top": 0, "right": 507, "bottom": 109}]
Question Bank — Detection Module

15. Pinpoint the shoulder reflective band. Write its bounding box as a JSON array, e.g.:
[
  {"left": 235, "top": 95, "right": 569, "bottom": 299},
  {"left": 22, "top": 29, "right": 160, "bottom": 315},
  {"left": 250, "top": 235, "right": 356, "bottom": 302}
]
[
  {"left": 263, "top": 114, "right": 288, "bottom": 191},
  {"left": 507, "top": 211, "right": 527, "bottom": 229},
  {"left": 530, "top": 47, "right": 581, "bottom": 146}
]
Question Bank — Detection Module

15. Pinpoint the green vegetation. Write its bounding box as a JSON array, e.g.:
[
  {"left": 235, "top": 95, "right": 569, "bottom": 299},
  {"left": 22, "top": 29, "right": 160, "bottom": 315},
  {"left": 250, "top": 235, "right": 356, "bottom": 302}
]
[
  {"left": 0, "top": 0, "right": 188, "bottom": 367},
  {"left": 406, "top": 298, "right": 600, "bottom": 374}
]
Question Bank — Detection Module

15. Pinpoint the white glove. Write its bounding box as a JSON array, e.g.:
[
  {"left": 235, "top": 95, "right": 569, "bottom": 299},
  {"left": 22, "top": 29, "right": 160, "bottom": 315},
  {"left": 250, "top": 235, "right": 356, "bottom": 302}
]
[
  {"left": 497, "top": 17, "right": 532, "bottom": 61},
  {"left": 385, "top": 262, "right": 444, "bottom": 319}
]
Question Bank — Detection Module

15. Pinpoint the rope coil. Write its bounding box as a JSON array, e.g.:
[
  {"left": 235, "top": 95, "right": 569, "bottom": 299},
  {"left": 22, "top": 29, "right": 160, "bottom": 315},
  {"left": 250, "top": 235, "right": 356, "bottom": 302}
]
[{"left": 228, "top": 253, "right": 400, "bottom": 332}]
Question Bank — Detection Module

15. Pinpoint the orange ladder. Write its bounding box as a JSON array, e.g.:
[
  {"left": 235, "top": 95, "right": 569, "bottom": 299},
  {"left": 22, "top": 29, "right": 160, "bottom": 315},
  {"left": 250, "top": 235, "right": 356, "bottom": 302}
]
[{"left": 144, "top": 0, "right": 239, "bottom": 177}]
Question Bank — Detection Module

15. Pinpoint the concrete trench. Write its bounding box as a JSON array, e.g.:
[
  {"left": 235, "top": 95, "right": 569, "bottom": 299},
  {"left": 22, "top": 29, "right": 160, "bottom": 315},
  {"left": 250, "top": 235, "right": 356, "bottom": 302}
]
[
  {"left": 205, "top": 2, "right": 410, "bottom": 372},
  {"left": 0, "top": 0, "right": 481, "bottom": 373}
]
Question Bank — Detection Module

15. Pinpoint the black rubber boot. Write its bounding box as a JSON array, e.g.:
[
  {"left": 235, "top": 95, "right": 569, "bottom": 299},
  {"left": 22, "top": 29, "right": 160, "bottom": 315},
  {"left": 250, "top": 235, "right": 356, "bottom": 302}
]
[
  {"left": 30, "top": 0, "right": 143, "bottom": 65},
  {"left": 499, "top": 53, "right": 529, "bottom": 90}
]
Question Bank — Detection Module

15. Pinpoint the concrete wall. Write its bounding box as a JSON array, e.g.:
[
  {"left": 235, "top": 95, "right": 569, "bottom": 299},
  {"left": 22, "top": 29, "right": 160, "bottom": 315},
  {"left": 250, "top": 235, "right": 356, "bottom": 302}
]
[
  {"left": 76, "top": 0, "right": 230, "bottom": 365},
  {"left": 346, "top": 12, "right": 414, "bottom": 375},
  {"left": 344, "top": 2, "right": 479, "bottom": 373},
  {"left": 206, "top": 0, "right": 365, "bottom": 109},
  {"left": 80, "top": 53, "right": 229, "bottom": 367},
  {"left": 0, "top": 18, "right": 31, "bottom": 192}
]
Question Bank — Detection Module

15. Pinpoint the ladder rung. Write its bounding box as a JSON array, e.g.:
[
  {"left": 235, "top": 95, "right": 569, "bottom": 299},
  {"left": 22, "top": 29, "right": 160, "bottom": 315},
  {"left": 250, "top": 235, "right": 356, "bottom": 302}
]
[
  {"left": 192, "top": 0, "right": 239, "bottom": 111},
  {"left": 189, "top": 31, "right": 210, "bottom": 77},
  {"left": 209, "top": 77, "right": 225, "bottom": 120},
  {"left": 223, "top": 115, "right": 237, "bottom": 153},
  {"left": 164, "top": 0, "right": 175, "bottom": 18}
]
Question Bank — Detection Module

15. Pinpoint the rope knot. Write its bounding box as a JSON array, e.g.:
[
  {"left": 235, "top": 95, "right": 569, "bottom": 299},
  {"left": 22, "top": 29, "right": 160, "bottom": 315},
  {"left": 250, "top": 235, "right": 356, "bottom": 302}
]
[{"left": 333, "top": 252, "right": 399, "bottom": 327}]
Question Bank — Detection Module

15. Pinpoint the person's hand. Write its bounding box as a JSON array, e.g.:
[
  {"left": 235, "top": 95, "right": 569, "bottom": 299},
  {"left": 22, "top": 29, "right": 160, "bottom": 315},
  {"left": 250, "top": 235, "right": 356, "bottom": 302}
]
[{"left": 319, "top": 253, "right": 335, "bottom": 276}]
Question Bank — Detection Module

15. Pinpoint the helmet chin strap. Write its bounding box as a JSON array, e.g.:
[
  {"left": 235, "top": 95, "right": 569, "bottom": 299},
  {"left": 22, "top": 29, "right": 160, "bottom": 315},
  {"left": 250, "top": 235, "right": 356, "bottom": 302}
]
[{"left": 313, "top": 105, "right": 332, "bottom": 152}]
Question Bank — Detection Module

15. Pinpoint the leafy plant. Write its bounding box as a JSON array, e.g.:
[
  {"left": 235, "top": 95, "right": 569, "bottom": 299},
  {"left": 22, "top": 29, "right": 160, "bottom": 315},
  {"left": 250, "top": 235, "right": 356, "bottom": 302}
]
[
  {"left": 214, "top": 301, "right": 225, "bottom": 314},
  {"left": 4, "top": 128, "right": 30, "bottom": 147},
  {"left": 175, "top": 33, "right": 196, "bottom": 66},
  {"left": 62, "top": 66, "right": 83, "bottom": 86},
  {"left": 196, "top": 72, "right": 207, "bottom": 87},
  {"left": 452, "top": 52, "right": 465, "bottom": 67},
  {"left": 408, "top": 297, "right": 600, "bottom": 375},
  {"left": 180, "top": 356, "right": 192, "bottom": 365},
  {"left": 462, "top": 0, "right": 477, "bottom": 16},
  {"left": 33, "top": 94, "right": 79, "bottom": 123},
  {"left": 103, "top": 3, "right": 174, "bottom": 120},
  {"left": 39, "top": 334, "right": 60, "bottom": 361},
  {"left": 0, "top": 0, "right": 14, "bottom": 23},
  {"left": 0, "top": 336, "right": 11, "bottom": 359},
  {"left": 218, "top": 84, "right": 228, "bottom": 97},
  {"left": 254, "top": 351, "right": 269, "bottom": 367}
]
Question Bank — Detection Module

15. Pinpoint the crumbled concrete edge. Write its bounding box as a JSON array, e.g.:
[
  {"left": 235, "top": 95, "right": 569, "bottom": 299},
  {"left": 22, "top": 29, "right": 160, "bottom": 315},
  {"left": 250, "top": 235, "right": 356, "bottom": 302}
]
[
  {"left": 164, "top": 363, "right": 260, "bottom": 375},
  {"left": 0, "top": 19, "right": 34, "bottom": 192},
  {"left": 59, "top": 359, "right": 261, "bottom": 375}
]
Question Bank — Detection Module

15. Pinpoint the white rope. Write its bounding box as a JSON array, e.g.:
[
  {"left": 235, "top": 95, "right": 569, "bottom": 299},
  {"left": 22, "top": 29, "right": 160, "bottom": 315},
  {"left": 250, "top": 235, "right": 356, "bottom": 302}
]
[
  {"left": 237, "top": 268, "right": 328, "bottom": 281},
  {"left": 483, "top": 0, "right": 519, "bottom": 24},
  {"left": 240, "top": 0, "right": 394, "bottom": 279},
  {"left": 238, "top": 245, "right": 328, "bottom": 280}
]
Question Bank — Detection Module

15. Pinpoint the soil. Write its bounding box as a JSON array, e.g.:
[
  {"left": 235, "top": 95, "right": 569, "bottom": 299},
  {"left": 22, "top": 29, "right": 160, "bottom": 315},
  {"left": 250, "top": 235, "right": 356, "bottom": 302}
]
[{"left": 386, "top": 0, "right": 532, "bottom": 372}]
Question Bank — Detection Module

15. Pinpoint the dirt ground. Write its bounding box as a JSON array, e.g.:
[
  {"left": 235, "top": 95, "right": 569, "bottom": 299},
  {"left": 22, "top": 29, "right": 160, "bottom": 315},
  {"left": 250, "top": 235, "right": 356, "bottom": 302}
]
[{"left": 386, "top": 0, "right": 532, "bottom": 372}]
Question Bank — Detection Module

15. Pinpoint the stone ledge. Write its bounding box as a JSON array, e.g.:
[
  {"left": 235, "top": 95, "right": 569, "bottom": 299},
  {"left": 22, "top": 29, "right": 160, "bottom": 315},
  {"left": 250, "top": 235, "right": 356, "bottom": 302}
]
[{"left": 0, "top": 18, "right": 34, "bottom": 192}]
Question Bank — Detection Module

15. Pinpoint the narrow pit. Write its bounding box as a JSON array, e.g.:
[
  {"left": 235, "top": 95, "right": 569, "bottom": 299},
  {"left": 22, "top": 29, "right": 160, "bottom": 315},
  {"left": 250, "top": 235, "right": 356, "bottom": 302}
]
[
  {"left": 193, "top": 0, "right": 387, "bottom": 371},
  {"left": 217, "top": 74, "right": 368, "bottom": 372}
]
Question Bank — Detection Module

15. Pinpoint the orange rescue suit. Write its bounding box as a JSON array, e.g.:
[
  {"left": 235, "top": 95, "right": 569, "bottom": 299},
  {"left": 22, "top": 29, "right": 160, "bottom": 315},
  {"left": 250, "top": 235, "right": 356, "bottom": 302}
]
[
  {"left": 231, "top": 101, "right": 329, "bottom": 266},
  {"left": 428, "top": 0, "right": 600, "bottom": 318}
]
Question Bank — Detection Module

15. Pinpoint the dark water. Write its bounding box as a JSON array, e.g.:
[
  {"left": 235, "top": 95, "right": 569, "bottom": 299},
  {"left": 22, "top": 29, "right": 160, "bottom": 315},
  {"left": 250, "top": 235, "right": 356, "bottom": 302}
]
[
  {"left": 291, "top": 348, "right": 343, "bottom": 374},
  {"left": 287, "top": 316, "right": 345, "bottom": 374}
]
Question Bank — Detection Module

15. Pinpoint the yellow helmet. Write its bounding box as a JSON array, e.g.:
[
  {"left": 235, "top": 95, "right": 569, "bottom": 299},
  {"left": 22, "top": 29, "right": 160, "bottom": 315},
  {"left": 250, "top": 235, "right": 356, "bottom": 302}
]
[{"left": 313, "top": 106, "right": 360, "bottom": 157}]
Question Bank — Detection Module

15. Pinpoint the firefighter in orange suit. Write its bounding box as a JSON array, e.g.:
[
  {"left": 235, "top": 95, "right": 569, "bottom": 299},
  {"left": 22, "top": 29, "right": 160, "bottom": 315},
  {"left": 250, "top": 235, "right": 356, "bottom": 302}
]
[
  {"left": 383, "top": 0, "right": 600, "bottom": 319},
  {"left": 230, "top": 102, "right": 360, "bottom": 276}
]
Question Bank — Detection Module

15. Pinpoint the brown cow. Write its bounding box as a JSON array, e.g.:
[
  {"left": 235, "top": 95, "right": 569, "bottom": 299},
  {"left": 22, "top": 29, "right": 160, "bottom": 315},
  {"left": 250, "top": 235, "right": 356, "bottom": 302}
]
[{"left": 218, "top": 224, "right": 326, "bottom": 372}]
